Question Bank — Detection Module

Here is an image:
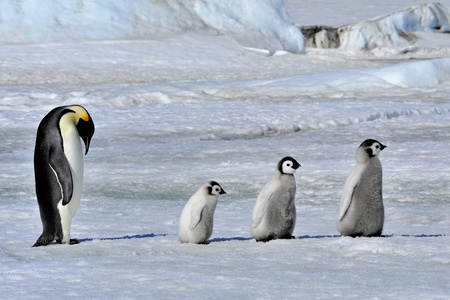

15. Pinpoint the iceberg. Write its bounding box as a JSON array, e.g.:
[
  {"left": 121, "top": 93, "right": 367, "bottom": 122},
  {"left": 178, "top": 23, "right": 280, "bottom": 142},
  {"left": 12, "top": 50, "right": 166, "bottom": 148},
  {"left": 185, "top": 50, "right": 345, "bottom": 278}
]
[
  {"left": 0, "top": 0, "right": 305, "bottom": 53},
  {"left": 302, "top": 3, "right": 450, "bottom": 51}
]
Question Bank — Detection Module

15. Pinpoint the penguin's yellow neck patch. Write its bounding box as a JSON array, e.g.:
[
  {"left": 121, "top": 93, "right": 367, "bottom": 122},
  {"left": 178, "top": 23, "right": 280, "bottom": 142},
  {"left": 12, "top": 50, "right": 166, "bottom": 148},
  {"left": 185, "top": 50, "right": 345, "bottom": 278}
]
[
  {"left": 68, "top": 105, "right": 89, "bottom": 122},
  {"left": 58, "top": 106, "right": 89, "bottom": 132},
  {"left": 79, "top": 112, "right": 89, "bottom": 121}
]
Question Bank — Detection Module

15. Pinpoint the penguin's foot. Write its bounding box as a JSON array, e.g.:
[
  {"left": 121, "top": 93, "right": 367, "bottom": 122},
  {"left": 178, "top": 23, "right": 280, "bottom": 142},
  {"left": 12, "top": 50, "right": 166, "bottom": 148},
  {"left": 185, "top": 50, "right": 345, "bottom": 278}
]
[
  {"left": 255, "top": 236, "right": 274, "bottom": 242},
  {"left": 54, "top": 238, "right": 79, "bottom": 245},
  {"left": 280, "top": 235, "right": 295, "bottom": 240},
  {"left": 33, "top": 234, "right": 54, "bottom": 247},
  {"left": 69, "top": 239, "right": 80, "bottom": 245},
  {"left": 368, "top": 231, "right": 383, "bottom": 237},
  {"left": 256, "top": 234, "right": 295, "bottom": 242}
]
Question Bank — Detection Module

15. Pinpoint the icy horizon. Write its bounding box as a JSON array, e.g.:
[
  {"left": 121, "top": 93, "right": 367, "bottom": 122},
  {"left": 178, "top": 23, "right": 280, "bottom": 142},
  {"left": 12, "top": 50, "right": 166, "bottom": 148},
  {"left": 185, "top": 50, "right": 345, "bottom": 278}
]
[{"left": 2, "top": 0, "right": 450, "bottom": 54}]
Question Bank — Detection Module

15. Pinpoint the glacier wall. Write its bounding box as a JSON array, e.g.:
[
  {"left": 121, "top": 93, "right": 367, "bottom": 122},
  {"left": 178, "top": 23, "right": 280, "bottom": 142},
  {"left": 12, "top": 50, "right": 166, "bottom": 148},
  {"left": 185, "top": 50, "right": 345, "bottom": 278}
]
[{"left": 0, "top": 0, "right": 305, "bottom": 53}]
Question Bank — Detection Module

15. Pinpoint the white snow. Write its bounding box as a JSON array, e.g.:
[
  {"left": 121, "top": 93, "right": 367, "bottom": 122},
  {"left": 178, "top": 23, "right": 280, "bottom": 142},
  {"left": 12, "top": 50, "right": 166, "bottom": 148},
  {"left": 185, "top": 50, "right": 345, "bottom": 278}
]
[{"left": 1, "top": 0, "right": 449, "bottom": 299}]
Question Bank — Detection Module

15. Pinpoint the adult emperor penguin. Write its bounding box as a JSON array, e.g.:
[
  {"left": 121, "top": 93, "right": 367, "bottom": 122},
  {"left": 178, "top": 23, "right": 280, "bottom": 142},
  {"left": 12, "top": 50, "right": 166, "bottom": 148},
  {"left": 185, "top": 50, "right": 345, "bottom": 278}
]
[
  {"left": 178, "top": 181, "right": 226, "bottom": 244},
  {"left": 337, "top": 139, "right": 386, "bottom": 237},
  {"left": 33, "top": 105, "right": 95, "bottom": 247},
  {"left": 251, "top": 156, "right": 300, "bottom": 242}
]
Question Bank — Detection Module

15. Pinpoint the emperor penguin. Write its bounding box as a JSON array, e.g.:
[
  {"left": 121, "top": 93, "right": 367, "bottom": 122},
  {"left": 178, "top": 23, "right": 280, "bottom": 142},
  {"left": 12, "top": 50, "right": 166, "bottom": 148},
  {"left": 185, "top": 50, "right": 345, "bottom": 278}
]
[
  {"left": 251, "top": 156, "right": 300, "bottom": 242},
  {"left": 178, "top": 181, "right": 226, "bottom": 244},
  {"left": 337, "top": 139, "right": 386, "bottom": 237},
  {"left": 33, "top": 105, "right": 95, "bottom": 247}
]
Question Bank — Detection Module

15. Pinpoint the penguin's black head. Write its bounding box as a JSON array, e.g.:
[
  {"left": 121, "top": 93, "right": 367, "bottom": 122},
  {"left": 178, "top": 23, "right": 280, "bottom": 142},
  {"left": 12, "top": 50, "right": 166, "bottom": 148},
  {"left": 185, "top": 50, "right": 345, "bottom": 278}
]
[
  {"left": 208, "top": 181, "right": 226, "bottom": 196},
  {"left": 278, "top": 156, "right": 301, "bottom": 175},
  {"left": 76, "top": 113, "right": 95, "bottom": 155},
  {"left": 362, "top": 139, "right": 386, "bottom": 157},
  {"left": 360, "top": 139, "right": 386, "bottom": 158},
  {"left": 61, "top": 105, "right": 95, "bottom": 155}
]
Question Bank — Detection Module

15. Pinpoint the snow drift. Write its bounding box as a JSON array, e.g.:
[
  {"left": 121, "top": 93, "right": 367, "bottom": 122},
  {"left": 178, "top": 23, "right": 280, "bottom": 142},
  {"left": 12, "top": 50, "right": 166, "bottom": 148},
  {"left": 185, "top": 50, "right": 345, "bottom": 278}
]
[{"left": 0, "top": 0, "right": 305, "bottom": 53}]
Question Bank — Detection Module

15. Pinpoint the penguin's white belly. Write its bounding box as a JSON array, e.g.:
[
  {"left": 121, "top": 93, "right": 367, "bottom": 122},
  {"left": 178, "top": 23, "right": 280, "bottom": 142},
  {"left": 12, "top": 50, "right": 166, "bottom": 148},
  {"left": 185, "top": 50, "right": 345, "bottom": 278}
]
[
  {"left": 251, "top": 177, "right": 296, "bottom": 241},
  {"left": 251, "top": 222, "right": 269, "bottom": 241},
  {"left": 178, "top": 211, "right": 191, "bottom": 243},
  {"left": 179, "top": 199, "right": 216, "bottom": 244},
  {"left": 58, "top": 126, "right": 84, "bottom": 243},
  {"left": 180, "top": 220, "right": 211, "bottom": 244},
  {"left": 190, "top": 208, "right": 214, "bottom": 242}
]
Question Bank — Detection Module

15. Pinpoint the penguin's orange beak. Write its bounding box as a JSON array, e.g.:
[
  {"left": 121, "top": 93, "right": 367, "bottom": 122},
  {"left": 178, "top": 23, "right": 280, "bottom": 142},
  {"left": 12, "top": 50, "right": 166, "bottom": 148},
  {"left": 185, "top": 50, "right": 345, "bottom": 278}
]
[{"left": 84, "top": 136, "right": 90, "bottom": 155}]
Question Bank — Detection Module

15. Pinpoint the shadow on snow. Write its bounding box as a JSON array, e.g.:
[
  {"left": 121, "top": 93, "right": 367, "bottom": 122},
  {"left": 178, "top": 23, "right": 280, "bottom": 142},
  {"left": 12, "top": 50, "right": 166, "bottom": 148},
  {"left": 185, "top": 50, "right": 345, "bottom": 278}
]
[
  {"left": 209, "top": 234, "right": 447, "bottom": 243},
  {"left": 77, "top": 233, "right": 446, "bottom": 243},
  {"left": 78, "top": 233, "right": 169, "bottom": 242}
]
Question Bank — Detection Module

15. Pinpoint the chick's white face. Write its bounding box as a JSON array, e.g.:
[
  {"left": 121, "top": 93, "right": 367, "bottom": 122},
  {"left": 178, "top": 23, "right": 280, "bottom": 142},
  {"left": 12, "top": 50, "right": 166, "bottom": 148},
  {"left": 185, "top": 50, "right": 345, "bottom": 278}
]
[
  {"left": 210, "top": 185, "right": 222, "bottom": 195},
  {"left": 207, "top": 182, "right": 226, "bottom": 196},
  {"left": 356, "top": 139, "right": 386, "bottom": 162},
  {"left": 369, "top": 142, "right": 384, "bottom": 157},
  {"left": 281, "top": 160, "right": 298, "bottom": 175}
]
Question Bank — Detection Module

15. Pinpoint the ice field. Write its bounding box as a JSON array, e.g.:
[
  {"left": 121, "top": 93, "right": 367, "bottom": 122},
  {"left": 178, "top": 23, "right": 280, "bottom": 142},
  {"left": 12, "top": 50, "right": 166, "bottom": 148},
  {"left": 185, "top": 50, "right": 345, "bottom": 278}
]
[{"left": 1, "top": 0, "right": 449, "bottom": 298}]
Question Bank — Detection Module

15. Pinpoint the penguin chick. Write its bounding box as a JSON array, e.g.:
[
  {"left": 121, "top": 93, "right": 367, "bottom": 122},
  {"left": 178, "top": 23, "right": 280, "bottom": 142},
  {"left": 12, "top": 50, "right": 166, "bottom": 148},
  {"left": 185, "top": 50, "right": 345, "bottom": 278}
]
[
  {"left": 251, "top": 156, "right": 300, "bottom": 242},
  {"left": 33, "top": 105, "right": 95, "bottom": 247},
  {"left": 179, "top": 181, "right": 226, "bottom": 244},
  {"left": 337, "top": 139, "right": 386, "bottom": 237}
]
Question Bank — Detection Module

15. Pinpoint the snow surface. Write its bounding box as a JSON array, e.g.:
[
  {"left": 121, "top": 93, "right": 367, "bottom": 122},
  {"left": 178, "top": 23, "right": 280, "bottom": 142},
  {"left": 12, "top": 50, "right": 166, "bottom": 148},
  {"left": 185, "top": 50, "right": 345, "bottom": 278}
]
[{"left": 1, "top": 0, "right": 449, "bottom": 299}]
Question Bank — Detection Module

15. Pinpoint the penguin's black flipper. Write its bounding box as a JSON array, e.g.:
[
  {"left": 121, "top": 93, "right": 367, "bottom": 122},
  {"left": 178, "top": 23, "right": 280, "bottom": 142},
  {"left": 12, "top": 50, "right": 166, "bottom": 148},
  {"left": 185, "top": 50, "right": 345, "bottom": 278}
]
[{"left": 49, "top": 145, "right": 73, "bottom": 205}]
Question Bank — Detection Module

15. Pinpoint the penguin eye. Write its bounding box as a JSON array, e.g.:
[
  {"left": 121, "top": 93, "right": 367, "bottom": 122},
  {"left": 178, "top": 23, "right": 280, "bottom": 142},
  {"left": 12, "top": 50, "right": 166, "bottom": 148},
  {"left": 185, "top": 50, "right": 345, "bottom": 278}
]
[{"left": 375, "top": 145, "right": 380, "bottom": 149}]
